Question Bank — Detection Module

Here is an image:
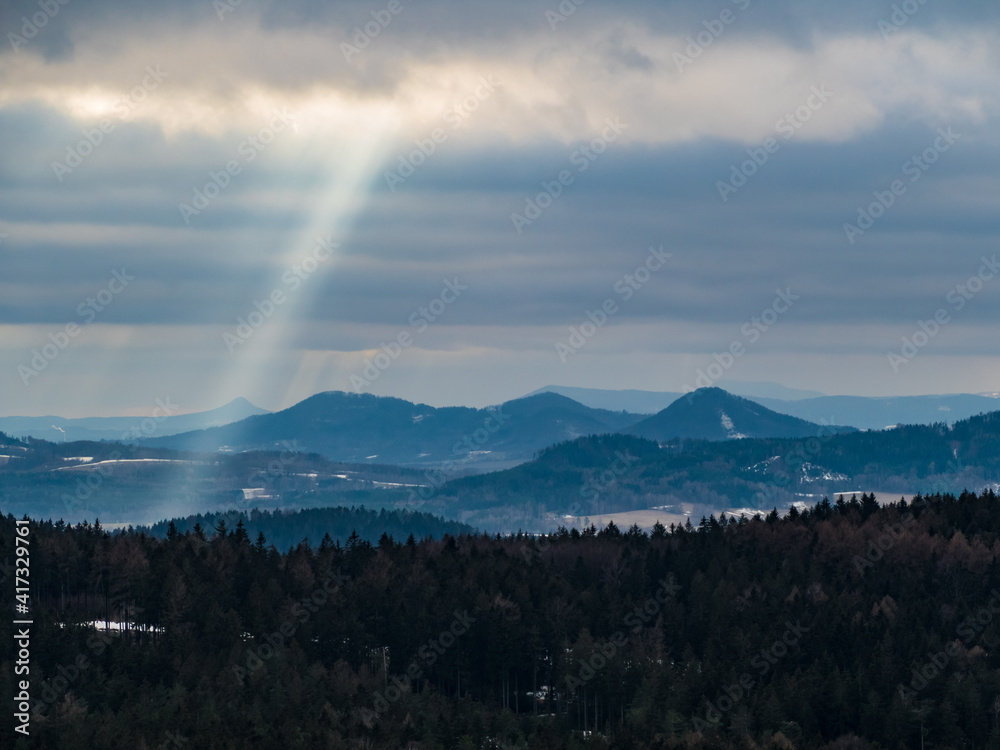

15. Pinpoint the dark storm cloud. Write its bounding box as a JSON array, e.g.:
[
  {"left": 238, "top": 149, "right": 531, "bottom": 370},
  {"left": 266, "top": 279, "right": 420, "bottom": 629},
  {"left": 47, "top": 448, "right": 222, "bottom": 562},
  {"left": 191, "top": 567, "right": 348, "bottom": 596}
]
[
  {"left": 5, "top": 0, "right": 998, "bottom": 43},
  {"left": 3, "top": 107, "right": 998, "bottom": 333}
]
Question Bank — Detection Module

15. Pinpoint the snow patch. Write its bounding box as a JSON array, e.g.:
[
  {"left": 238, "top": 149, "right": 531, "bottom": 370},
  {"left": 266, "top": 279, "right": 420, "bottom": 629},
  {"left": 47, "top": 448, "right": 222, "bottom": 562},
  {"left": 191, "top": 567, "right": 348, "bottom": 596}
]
[
  {"left": 744, "top": 456, "right": 781, "bottom": 473},
  {"left": 799, "top": 462, "right": 849, "bottom": 483},
  {"left": 719, "top": 411, "right": 747, "bottom": 439}
]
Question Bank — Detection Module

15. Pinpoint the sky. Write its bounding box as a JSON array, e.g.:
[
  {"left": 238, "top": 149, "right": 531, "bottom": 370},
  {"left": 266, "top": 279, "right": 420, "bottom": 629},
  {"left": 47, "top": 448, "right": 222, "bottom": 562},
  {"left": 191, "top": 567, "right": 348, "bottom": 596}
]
[{"left": 1, "top": 0, "right": 999, "bottom": 418}]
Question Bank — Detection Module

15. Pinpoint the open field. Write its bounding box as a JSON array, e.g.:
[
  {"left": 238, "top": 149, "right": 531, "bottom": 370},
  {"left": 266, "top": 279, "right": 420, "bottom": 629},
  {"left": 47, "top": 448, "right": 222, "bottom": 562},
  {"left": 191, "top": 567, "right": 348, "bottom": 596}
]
[
  {"left": 566, "top": 506, "right": 691, "bottom": 530},
  {"left": 563, "top": 492, "right": 921, "bottom": 531}
]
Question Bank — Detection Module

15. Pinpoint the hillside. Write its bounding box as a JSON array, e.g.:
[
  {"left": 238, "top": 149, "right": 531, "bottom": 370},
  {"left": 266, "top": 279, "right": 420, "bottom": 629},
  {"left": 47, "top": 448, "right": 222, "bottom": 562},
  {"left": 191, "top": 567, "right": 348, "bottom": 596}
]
[
  {"left": 0, "top": 397, "right": 269, "bottom": 443},
  {"left": 0, "top": 437, "right": 425, "bottom": 524},
  {"left": 144, "top": 391, "right": 644, "bottom": 468},
  {"left": 527, "top": 385, "right": 1000, "bottom": 428},
  {"left": 623, "top": 387, "right": 857, "bottom": 441},
  {"left": 431, "top": 410, "right": 1000, "bottom": 528},
  {"left": 526, "top": 385, "right": 683, "bottom": 414}
]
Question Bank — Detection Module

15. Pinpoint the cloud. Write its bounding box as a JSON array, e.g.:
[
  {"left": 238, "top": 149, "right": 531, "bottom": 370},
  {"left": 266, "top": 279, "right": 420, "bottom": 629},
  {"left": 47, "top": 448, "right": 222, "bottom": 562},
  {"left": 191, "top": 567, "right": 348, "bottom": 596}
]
[{"left": 1, "top": 0, "right": 999, "bottom": 416}]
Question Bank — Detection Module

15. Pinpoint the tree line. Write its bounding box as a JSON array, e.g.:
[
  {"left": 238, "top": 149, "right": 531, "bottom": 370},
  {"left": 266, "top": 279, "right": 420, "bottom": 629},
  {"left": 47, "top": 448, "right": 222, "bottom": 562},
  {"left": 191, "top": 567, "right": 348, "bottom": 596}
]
[{"left": 3, "top": 491, "right": 1000, "bottom": 748}]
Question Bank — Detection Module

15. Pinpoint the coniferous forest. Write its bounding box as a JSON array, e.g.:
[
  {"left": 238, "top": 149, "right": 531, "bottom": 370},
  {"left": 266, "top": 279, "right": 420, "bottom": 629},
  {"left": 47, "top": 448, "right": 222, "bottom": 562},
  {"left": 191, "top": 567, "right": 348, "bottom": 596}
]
[{"left": 5, "top": 491, "right": 1000, "bottom": 748}]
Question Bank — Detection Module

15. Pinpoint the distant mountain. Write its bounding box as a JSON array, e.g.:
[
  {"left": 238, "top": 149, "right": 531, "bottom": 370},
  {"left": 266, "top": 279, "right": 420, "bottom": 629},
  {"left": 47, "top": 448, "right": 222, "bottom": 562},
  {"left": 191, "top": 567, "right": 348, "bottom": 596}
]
[
  {"left": 145, "top": 391, "right": 645, "bottom": 468},
  {"left": 623, "top": 387, "right": 857, "bottom": 441},
  {"left": 527, "top": 384, "right": 999, "bottom": 430},
  {"left": 0, "top": 397, "right": 269, "bottom": 443},
  {"left": 526, "top": 386, "right": 682, "bottom": 414},
  {"left": 753, "top": 394, "right": 1000, "bottom": 431},
  {"left": 526, "top": 382, "right": 824, "bottom": 414},
  {"left": 715, "top": 380, "right": 826, "bottom": 401}
]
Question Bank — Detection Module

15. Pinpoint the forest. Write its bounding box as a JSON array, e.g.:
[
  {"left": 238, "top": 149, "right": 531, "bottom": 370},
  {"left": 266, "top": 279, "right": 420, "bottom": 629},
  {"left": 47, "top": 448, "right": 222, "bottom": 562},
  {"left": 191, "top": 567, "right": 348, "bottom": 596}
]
[
  {"left": 431, "top": 411, "right": 1000, "bottom": 524},
  {"left": 145, "top": 506, "right": 475, "bottom": 552},
  {"left": 4, "top": 490, "right": 1000, "bottom": 748}
]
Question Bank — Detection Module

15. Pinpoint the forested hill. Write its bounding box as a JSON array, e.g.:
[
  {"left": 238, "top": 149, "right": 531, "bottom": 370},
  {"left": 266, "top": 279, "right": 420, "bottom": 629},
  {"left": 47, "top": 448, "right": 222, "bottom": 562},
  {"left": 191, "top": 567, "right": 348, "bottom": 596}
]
[
  {"left": 434, "top": 410, "right": 1000, "bottom": 521},
  {"left": 143, "top": 390, "right": 644, "bottom": 467},
  {"left": 6, "top": 491, "right": 1000, "bottom": 748},
  {"left": 145, "top": 505, "right": 475, "bottom": 551},
  {"left": 0, "top": 429, "right": 26, "bottom": 448},
  {"left": 624, "top": 387, "right": 856, "bottom": 441}
]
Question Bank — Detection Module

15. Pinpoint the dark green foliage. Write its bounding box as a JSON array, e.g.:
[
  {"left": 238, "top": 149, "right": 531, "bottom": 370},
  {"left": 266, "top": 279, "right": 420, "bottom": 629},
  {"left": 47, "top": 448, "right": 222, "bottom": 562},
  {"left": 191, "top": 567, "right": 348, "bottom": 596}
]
[
  {"left": 4, "top": 491, "right": 1000, "bottom": 748},
  {"left": 436, "top": 410, "right": 1000, "bottom": 521},
  {"left": 146, "top": 505, "right": 473, "bottom": 551}
]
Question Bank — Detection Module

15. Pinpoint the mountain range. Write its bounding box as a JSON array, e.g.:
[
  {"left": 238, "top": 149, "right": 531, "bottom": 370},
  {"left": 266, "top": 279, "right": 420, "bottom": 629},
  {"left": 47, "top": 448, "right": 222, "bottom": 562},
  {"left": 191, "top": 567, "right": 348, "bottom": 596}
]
[
  {"left": 0, "top": 397, "right": 268, "bottom": 443},
  {"left": 5, "top": 385, "right": 999, "bottom": 530},
  {"left": 143, "top": 391, "right": 643, "bottom": 469},
  {"left": 526, "top": 381, "right": 824, "bottom": 412},
  {"left": 142, "top": 388, "right": 856, "bottom": 467},
  {"left": 7, "top": 384, "right": 997, "bottom": 450},
  {"left": 529, "top": 385, "right": 1000, "bottom": 430}
]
